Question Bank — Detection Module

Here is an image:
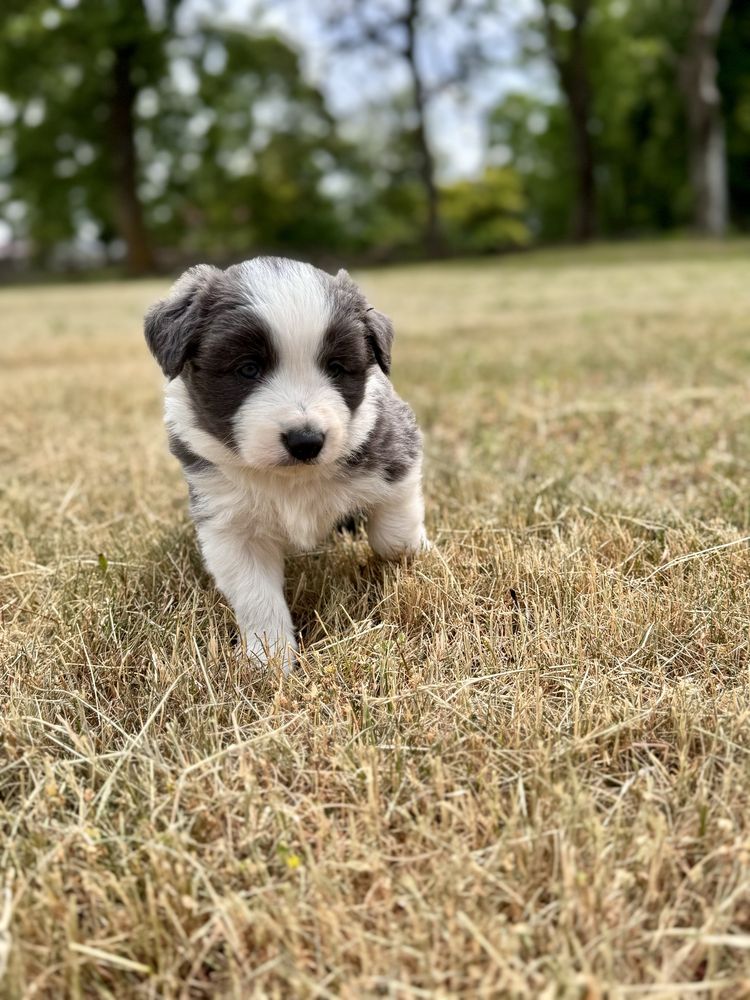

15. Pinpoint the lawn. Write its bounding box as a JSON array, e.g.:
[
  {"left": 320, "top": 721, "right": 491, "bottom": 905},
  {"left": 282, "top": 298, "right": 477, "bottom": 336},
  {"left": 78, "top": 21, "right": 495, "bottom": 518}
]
[{"left": 2, "top": 242, "right": 750, "bottom": 997}]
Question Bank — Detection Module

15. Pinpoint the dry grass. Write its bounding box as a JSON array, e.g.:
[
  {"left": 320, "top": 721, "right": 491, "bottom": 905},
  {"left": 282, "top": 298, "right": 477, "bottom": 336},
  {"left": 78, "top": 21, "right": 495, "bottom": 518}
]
[{"left": 2, "top": 242, "right": 750, "bottom": 998}]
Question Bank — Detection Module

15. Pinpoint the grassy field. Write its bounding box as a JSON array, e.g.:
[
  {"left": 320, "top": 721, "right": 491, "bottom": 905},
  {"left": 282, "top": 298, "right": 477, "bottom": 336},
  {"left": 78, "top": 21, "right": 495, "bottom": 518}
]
[{"left": 2, "top": 242, "right": 750, "bottom": 998}]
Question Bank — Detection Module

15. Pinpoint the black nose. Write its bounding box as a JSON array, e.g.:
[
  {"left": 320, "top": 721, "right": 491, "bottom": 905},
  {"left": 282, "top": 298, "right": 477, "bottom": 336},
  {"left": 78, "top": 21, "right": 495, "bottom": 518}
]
[{"left": 282, "top": 426, "right": 326, "bottom": 462}]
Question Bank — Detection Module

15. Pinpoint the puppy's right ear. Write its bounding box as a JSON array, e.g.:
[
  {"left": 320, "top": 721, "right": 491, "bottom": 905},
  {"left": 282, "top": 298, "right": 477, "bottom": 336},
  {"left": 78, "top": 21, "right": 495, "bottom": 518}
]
[{"left": 144, "top": 264, "right": 220, "bottom": 378}]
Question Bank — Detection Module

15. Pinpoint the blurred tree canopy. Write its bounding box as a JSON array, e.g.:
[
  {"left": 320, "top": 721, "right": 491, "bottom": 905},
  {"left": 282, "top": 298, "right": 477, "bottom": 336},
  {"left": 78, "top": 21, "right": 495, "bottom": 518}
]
[
  {"left": 0, "top": 0, "right": 167, "bottom": 271},
  {"left": 0, "top": 0, "right": 748, "bottom": 274},
  {"left": 0, "top": 0, "right": 370, "bottom": 271},
  {"left": 491, "top": 0, "right": 742, "bottom": 242}
]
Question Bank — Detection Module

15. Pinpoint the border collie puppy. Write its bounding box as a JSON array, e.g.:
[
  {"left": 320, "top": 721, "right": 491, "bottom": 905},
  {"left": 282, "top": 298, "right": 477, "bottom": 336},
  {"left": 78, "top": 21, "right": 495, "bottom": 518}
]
[{"left": 145, "top": 257, "right": 428, "bottom": 668}]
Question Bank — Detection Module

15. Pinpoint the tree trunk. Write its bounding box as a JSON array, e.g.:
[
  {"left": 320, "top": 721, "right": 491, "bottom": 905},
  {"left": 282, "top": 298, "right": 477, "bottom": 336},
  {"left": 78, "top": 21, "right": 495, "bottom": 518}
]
[
  {"left": 680, "top": 0, "right": 730, "bottom": 236},
  {"left": 109, "top": 41, "right": 156, "bottom": 274},
  {"left": 404, "top": 0, "right": 443, "bottom": 256},
  {"left": 542, "top": 0, "right": 596, "bottom": 242},
  {"left": 566, "top": 2, "right": 596, "bottom": 242}
]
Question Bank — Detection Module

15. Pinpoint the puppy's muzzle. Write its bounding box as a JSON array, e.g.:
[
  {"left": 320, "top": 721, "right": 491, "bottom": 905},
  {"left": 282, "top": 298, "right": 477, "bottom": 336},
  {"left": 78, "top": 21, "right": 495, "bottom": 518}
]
[{"left": 282, "top": 426, "right": 326, "bottom": 462}]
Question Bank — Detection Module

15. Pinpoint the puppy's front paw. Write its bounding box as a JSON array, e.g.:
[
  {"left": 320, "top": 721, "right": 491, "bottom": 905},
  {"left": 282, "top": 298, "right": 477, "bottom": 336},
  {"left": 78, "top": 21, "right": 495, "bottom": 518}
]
[
  {"left": 236, "top": 630, "right": 298, "bottom": 674},
  {"left": 418, "top": 532, "right": 434, "bottom": 553},
  {"left": 370, "top": 527, "right": 431, "bottom": 561},
  {"left": 401, "top": 530, "right": 433, "bottom": 558}
]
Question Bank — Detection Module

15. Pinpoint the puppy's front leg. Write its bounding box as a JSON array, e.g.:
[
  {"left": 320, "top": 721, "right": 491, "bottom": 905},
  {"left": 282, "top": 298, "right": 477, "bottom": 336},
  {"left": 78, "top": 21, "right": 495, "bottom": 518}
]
[
  {"left": 367, "top": 467, "right": 429, "bottom": 559},
  {"left": 197, "top": 521, "right": 297, "bottom": 669}
]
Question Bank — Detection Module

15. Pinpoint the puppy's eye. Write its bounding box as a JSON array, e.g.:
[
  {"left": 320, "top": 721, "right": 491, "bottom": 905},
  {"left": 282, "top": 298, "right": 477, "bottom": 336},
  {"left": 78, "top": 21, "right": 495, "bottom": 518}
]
[
  {"left": 237, "top": 361, "right": 261, "bottom": 380},
  {"left": 327, "top": 361, "right": 348, "bottom": 378}
]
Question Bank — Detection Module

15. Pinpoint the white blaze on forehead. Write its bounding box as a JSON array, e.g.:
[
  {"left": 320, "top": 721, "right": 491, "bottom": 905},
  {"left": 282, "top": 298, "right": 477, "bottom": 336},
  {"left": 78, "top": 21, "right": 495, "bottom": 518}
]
[{"left": 236, "top": 258, "right": 332, "bottom": 362}]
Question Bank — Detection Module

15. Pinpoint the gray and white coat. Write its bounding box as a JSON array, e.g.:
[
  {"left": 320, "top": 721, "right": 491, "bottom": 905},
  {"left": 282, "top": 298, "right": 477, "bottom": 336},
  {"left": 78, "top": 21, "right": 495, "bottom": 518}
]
[{"left": 145, "top": 257, "right": 427, "bottom": 667}]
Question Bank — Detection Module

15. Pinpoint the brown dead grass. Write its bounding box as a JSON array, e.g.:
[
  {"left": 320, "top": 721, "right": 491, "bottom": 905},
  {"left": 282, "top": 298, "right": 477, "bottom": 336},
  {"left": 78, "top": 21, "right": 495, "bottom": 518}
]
[{"left": 2, "top": 242, "right": 750, "bottom": 998}]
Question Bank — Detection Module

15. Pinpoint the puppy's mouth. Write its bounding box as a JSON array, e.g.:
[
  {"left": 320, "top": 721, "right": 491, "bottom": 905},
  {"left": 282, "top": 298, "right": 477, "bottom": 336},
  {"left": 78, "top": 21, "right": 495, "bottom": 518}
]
[
  {"left": 271, "top": 453, "right": 333, "bottom": 474},
  {"left": 279, "top": 456, "right": 320, "bottom": 468}
]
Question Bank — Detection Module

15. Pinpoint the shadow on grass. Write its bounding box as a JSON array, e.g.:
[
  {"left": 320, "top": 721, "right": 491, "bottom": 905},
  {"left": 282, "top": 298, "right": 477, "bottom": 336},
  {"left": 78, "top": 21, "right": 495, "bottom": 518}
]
[
  {"left": 3, "top": 517, "right": 405, "bottom": 740},
  {"left": 122, "top": 520, "right": 395, "bottom": 677},
  {"left": 288, "top": 534, "right": 396, "bottom": 651}
]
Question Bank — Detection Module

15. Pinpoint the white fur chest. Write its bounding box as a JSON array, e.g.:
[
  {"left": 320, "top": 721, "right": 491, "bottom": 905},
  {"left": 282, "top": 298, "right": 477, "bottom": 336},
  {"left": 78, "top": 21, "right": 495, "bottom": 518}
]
[{"left": 194, "top": 463, "right": 392, "bottom": 553}]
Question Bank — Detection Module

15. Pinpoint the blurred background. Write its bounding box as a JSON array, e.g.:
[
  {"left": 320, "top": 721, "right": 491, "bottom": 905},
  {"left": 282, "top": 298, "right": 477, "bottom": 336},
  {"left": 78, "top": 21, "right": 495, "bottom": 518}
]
[{"left": 0, "top": 0, "right": 748, "bottom": 280}]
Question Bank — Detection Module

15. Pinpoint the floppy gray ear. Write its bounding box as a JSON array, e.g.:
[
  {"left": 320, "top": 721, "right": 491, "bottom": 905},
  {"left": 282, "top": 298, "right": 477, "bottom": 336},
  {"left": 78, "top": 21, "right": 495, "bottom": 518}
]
[
  {"left": 364, "top": 306, "right": 395, "bottom": 375},
  {"left": 334, "top": 268, "right": 395, "bottom": 375},
  {"left": 144, "top": 264, "right": 220, "bottom": 378}
]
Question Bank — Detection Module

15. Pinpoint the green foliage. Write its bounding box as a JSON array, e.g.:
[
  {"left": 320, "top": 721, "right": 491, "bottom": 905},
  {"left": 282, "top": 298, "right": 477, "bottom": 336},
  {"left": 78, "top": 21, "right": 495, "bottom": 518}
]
[
  {"left": 343, "top": 111, "right": 449, "bottom": 258},
  {"left": 491, "top": 0, "right": 696, "bottom": 241},
  {"left": 0, "top": 2, "right": 367, "bottom": 264},
  {"left": 353, "top": 180, "right": 428, "bottom": 258},
  {"left": 440, "top": 167, "right": 529, "bottom": 252},
  {"left": 0, "top": 0, "right": 165, "bottom": 256},
  {"left": 593, "top": 12, "right": 692, "bottom": 235},
  {"left": 490, "top": 94, "right": 574, "bottom": 241},
  {"left": 143, "top": 27, "right": 359, "bottom": 256}
]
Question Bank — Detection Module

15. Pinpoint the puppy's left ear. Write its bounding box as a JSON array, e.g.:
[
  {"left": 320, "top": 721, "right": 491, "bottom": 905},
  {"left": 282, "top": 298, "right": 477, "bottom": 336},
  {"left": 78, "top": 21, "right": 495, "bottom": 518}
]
[
  {"left": 364, "top": 306, "right": 395, "bottom": 375},
  {"left": 144, "top": 264, "right": 220, "bottom": 378},
  {"left": 335, "top": 268, "right": 395, "bottom": 375}
]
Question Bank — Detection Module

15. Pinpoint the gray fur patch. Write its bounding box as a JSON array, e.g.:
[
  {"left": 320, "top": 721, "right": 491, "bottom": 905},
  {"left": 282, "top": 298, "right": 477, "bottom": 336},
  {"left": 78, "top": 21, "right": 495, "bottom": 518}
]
[
  {"left": 167, "top": 433, "right": 216, "bottom": 523},
  {"left": 186, "top": 481, "right": 214, "bottom": 524},
  {"left": 168, "top": 432, "right": 214, "bottom": 474},
  {"left": 317, "top": 313, "right": 370, "bottom": 413},
  {"left": 344, "top": 393, "right": 421, "bottom": 483},
  {"left": 183, "top": 306, "right": 278, "bottom": 449}
]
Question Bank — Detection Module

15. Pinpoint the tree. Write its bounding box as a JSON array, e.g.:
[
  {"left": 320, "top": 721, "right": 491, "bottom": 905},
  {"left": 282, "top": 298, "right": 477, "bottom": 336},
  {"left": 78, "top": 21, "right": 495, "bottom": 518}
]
[
  {"left": 148, "top": 26, "right": 364, "bottom": 259},
  {"left": 403, "top": 0, "right": 442, "bottom": 255},
  {"left": 489, "top": 93, "right": 576, "bottom": 241},
  {"left": 318, "top": 0, "right": 443, "bottom": 254},
  {"left": 318, "top": 0, "right": 494, "bottom": 256},
  {"left": 679, "top": 0, "right": 731, "bottom": 236},
  {"left": 539, "top": 0, "right": 597, "bottom": 242},
  {"left": 106, "top": 5, "right": 164, "bottom": 273},
  {"left": 718, "top": 0, "right": 750, "bottom": 228},
  {"left": 0, "top": 0, "right": 168, "bottom": 273},
  {"left": 490, "top": 0, "right": 724, "bottom": 243}
]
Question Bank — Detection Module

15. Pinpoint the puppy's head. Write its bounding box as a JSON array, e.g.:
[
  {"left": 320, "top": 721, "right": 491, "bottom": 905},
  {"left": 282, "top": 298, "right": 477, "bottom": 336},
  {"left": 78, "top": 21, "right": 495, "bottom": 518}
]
[{"left": 145, "top": 258, "right": 393, "bottom": 470}]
